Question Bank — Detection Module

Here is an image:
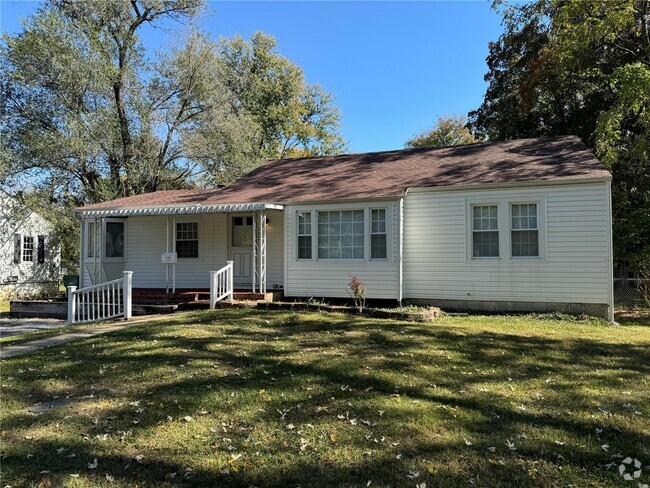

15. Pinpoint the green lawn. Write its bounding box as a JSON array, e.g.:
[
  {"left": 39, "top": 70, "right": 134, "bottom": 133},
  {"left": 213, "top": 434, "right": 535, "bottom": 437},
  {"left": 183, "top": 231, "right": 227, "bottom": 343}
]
[
  {"left": 0, "top": 300, "right": 9, "bottom": 314},
  {"left": 1, "top": 310, "right": 648, "bottom": 487}
]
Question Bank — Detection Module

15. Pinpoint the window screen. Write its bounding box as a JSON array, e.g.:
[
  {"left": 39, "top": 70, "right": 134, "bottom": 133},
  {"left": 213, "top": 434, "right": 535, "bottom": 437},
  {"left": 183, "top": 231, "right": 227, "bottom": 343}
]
[
  {"left": 297, "top": 212, "right": 312, "bottom": 260},
  {"left": 318, "top": 210, "right": 364, "bottom": 259},
  {"left": 105, "top": 221, "right": 125, "bottom": 258},
  {"left": 371, "top": 209, "right": 387, "bottom": 259},
  {"left": 511, "top": 203, "right": 539, "bottom": 257},
  {"left": 472, "top": 205, "right": 499, "bottom": 257},
  {"left": 176, "top": 222, "right": 199, "bottom": 258}
]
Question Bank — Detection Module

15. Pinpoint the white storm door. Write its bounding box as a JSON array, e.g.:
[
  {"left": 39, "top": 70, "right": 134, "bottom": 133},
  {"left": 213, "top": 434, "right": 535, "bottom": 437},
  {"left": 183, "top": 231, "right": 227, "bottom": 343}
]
[{"left": 230, "top": 215, "right": 253, "bottom": 286}]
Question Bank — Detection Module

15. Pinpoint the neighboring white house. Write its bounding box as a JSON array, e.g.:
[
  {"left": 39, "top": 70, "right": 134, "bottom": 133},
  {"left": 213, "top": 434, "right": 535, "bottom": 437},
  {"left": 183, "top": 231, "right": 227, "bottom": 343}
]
[
  {"left": 0, "top": 191, "right": 61, "bottom": 299},
  {"left": 73, "top": 136, "right": 614, "bottom": 319}
]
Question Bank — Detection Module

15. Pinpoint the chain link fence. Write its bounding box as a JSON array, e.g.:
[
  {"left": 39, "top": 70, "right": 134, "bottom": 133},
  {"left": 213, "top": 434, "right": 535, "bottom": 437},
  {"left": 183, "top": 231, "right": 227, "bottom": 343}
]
[{"left": 614, "top": 278, "right": 650, "bottom": 311}]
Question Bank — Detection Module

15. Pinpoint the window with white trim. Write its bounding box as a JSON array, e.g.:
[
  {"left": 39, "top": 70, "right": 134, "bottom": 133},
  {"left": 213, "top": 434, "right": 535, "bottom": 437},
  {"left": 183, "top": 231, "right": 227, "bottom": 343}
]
[
  {"left": 511, "top": 203, "right": 539, "bottom": 257},
  {"left": 176, "top": 222, "right": 199, "bottom": 258},
  {"left": 297, "top": 212, "right": 312, "bottom": 260},
  {"left": 472, "top": 204, "right": 499, "bottom": 258},
  {"left": 22, "top": 236, "right": 34, "bottom": 262},
  {"left": 105, "top": 221, "right": 125, "bottom": 258},
  {"left": 317, "top": 210, "right": 364, "bottom": 260},
  {"left": 86, "top": 221, "right": 96, "bottom": 258},
  {"left": 370, "top": 209, "right": 387, "bottom": 259}
]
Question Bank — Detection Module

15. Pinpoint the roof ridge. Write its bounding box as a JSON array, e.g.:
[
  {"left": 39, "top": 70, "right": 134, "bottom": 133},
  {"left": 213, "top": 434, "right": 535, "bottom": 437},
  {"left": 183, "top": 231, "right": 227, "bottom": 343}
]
[{"left": 263, "top": 135, "right": 580, "bottom": 165}]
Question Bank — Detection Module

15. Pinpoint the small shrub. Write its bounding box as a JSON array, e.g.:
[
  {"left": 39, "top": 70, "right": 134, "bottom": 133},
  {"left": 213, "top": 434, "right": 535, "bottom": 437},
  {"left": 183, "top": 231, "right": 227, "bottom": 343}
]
[{"left": 347, "top": 275, "right": 366, "bottom": 312}]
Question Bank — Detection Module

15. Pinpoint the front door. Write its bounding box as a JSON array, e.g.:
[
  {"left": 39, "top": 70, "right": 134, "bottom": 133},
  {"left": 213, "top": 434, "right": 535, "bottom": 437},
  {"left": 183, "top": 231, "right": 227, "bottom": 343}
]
[{"left": 230, "top": 215, "right": 253, "bottom": 287}]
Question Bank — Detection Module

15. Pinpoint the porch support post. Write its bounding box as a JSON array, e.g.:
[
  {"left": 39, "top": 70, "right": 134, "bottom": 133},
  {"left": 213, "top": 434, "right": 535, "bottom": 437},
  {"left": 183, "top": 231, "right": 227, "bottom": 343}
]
[
  {"left": 165, "top": 216, "right": 169, "bottom": 294},
  {"left": 252, "top": 211, "right": 257, "bottom": 293},
  {"left": 123, "top": 271, "right": 133, "bottom": 320},
  {"left": 259, "top": 211, "right": 267, "bottom": 294},
  {"left": 93, "top": 217, "right": 100, "bottom": 285},
  {"left": 172, "top": 216, "right": 176, "bottom": 294},
  {"left": 79, "top": 217, "right": 84, "bottom": 288},
  {"left": 67, "top": 286, "right": 77, "bottom": 325},
  {"left": 209, "top": 270, "right": 217, "bottom": 309}
]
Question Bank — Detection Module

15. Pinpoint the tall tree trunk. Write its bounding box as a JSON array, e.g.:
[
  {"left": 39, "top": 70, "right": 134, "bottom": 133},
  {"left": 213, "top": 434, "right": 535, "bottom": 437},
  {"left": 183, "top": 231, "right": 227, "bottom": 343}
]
[{"left": 113, "top": 47, "right": 132, "bottom": 196}]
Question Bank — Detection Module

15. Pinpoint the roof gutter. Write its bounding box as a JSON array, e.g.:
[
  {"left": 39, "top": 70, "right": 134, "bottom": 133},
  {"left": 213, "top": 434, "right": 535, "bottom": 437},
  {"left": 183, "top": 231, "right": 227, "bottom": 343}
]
[
  {"left": 76, "top": 202, "right": 284, "bottom": 218},
  {"left": 405, "top": 176, "right": 612, "bottom": 194}
]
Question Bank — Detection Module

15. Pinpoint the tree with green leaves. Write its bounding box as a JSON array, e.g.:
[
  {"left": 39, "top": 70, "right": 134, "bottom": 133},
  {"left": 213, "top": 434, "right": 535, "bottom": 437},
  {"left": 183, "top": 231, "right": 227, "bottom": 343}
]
[
  {"left": 1, "top": 1, "right": 345, "bottom": 271},
  {"left": 1, "top": 0, "right": 205, "bottom": 202},
  {"left": 1, "top": 1, "right": 345, "bottom": 200},
  {"left": 405, "top": 115, "right": 478, "bottom": 149},
  {"left": 469, "top": 0, "right": 650, "bottom": 275},
  {"left": 185, "top": 32, "right": 346, "bottom": 185}
]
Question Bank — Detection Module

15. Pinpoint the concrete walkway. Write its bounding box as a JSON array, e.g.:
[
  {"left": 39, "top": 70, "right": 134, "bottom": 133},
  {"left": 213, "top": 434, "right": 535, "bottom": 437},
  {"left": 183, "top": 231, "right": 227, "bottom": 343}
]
[
  {"left": 0, "top": 315, "right": 157, "bottom": 359},
  {"left": 0, "top": 318, "right": 68, "bottom": 337}
]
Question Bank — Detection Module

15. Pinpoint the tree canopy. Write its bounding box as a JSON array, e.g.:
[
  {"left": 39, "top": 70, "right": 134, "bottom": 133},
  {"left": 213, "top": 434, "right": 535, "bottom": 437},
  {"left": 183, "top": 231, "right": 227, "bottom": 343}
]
[
  {"left": 469, "top": 0, "right": 650, "bottom": 273},
  {"left": 1, "top": 0, "right": 346, "bottom": 271},
  {"left": 1, "top": 0, "right": 346, "bottom": 202},
  {"left": 405, "top": 115, "right": 478, "bottom": 149}
]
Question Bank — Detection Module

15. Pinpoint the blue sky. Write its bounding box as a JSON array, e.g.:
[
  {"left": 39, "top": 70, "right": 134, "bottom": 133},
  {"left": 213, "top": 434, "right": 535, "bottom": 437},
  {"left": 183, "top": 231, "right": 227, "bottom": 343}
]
[{"left": 0, "top": 1, "right": 504, "bottom": 153}]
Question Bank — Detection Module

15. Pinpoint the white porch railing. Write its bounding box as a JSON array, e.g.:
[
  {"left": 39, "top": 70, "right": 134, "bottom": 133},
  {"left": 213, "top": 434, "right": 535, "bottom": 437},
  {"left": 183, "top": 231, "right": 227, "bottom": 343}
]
[
  {"left": 67, "top": 271, "right": 133, "bottom": 324},
  {"left": 209, "top": 261, "right": 234, "bottom": 308}
]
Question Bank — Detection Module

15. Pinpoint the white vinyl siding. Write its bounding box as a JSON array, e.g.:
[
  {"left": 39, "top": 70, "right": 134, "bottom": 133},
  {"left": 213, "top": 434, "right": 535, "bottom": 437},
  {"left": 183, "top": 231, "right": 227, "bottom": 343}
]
[
  {"left": 403, "top": 182, "right": 610, "bottom": 305},
  {"left": 107, "top": 210, "right": 284, "bottom": 290},
  {"left": 265, "top": 210, "right": 285, "bottom": 289},
  {"left": 285, "top": 200, "right": 400, "bottom": 299},
  {"left": 0, "top": 194, "right": 60, "bottom": 296}
]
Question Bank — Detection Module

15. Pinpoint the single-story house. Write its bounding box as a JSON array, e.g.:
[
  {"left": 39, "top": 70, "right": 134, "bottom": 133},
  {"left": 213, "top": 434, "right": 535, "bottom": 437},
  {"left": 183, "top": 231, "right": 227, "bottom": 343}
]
[
  {"left": 1, "top": 190, "right": 61, "bottom": 299},
  {"left": 74, "top": 136, "right": 614, "bottom": 319}
]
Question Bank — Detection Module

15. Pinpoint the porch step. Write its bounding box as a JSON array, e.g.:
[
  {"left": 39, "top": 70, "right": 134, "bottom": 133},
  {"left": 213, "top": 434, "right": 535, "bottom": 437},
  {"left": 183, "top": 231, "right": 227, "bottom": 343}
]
[{"left": 132, "top": 288, "right": 280, "bottom": 304}]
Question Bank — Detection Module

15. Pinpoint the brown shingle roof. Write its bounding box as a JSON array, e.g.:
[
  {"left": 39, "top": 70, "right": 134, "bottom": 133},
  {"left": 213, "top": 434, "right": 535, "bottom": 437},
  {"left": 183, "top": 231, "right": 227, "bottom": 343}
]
[
  {"left": 79, "top": 189, "right": 220, "bottom": 211},
  {"left": 78, "top": 136, "right": 610, "bottom": 211}
]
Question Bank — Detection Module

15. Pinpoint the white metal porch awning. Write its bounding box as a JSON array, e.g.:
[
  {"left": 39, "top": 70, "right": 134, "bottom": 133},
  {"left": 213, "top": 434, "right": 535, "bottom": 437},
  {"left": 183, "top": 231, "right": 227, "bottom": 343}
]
[{"left": 79, "top": 202, "right": 283, "bottom": 218}]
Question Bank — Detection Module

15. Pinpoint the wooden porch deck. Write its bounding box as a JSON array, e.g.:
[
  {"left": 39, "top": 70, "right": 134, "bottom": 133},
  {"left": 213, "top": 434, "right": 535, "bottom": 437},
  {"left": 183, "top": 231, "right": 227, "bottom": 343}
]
[{"left": 132, "top": 288, "right": 280, "bottom": 304}]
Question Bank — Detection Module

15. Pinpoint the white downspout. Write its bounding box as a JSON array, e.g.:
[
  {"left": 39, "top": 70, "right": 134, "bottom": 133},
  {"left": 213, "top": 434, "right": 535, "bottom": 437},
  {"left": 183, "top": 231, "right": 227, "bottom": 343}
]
[
  {"left": 398, "top": 191, "right": 408, "bottom": 305},
  {"left": 78, "top": 216, "right": 84, "bottom": 288},
  {"left": 252, "top": 211, "right": 257, "bottom": 294},
  {"left": 165, "top": 216, "right": 169, "bottom": 294},
  {"left": 172, "top": 215, "right": 176, "bottom": 294},
  {"left": 606, "top": 180, "right": 617, "bottom": 324},
  {"left": 98, "top": 217, "right": 104, "bottom": 283}
]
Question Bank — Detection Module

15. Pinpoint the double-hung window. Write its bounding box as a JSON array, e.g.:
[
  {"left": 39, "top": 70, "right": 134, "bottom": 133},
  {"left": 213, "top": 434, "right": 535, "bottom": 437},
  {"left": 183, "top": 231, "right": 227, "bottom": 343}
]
[
  {"left": 472, "top": 204, "right": 499, "bottom": 258},
  {"left": 176, "top": 222, "right": 199, "bottom": 258},
  {"left": 511, "top": 203, "right": 539, "bottom": 257},
  {"left": 105, "top": 221, "right": 125, "bottom": 258},
  {"left": 22, "top": 236, "right": 34, "bottom": 262},
  {"left": 317, "top": 210, "right": 364, "bottom": 260},
  {"left": 87, "top": 221, "right": 96, "bottom": 258},
  {"left": 297, "top": 212, "right": 312, "bottom": 260},
  {"left": 370, "top": 209, "right": 387, "bottom": 259}
]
